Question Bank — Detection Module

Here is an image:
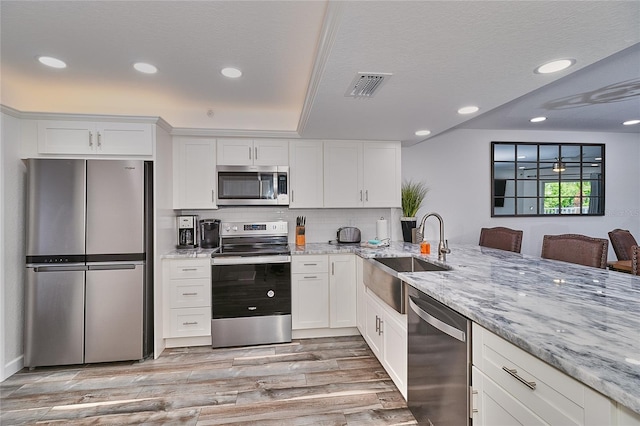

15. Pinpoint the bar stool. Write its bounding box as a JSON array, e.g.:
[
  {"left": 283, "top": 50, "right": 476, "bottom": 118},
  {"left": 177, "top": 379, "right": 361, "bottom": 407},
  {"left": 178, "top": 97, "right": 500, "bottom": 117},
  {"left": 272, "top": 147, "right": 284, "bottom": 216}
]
[
  {"left": 479, "top": 227, "right": 523, "bottom": 253},
  {"left": 608, "top": 229, "right": 638, "bottom": 261},
  {"left": 541, "top": 234, "right": 608, "bottom": 269}
]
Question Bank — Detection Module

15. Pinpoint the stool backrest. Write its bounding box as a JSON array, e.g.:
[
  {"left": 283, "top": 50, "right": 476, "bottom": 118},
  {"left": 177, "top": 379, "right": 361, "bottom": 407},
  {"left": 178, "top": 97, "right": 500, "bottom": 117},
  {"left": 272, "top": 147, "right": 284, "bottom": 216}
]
[{"left": 541, "top": 234, "right": 608, "bottom": 269}]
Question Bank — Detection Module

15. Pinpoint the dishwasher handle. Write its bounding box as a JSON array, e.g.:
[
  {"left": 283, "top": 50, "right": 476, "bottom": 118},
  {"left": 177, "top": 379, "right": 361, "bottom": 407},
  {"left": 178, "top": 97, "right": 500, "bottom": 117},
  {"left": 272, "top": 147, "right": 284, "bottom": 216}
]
[{"left": 409, "top": 297, "right": 466, "bottom": 342}]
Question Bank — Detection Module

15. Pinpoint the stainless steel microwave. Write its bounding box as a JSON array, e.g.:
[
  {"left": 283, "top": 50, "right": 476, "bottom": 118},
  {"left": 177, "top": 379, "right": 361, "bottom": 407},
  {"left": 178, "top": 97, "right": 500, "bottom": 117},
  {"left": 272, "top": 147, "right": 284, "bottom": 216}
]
[{"left": 217, "top": 165, "right": 289, "bottom": 206}]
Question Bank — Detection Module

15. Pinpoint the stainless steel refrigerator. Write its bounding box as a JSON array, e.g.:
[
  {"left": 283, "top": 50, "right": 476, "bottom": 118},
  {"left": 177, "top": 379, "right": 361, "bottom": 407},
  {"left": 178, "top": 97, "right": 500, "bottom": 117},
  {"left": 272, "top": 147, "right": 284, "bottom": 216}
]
[{"left": 24, "top": 159, "right": 153, "bottom": 367}]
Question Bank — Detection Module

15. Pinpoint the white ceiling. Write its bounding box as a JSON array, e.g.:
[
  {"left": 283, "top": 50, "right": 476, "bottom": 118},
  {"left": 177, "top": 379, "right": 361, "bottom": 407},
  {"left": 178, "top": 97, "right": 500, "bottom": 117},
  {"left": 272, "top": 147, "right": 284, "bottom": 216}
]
[{"left": 2, "top": 1, "right": 639, "bottom": 146}]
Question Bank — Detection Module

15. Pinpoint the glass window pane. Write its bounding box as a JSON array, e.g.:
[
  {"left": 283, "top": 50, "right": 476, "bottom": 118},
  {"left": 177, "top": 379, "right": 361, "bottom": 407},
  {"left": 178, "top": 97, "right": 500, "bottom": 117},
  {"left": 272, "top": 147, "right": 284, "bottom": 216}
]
[
  {"left": 518, "top": 198, "right": 539, "bottom": 215},
  {"left": 517, "top": 144, "right": 538, "bottom": 162},
  {"left": 494, "top": 162, "right": 515, "bottom": 179},
  {"left": 583, "top": 145, "right": 603, "bottom": 161},
  {"left": 517, "top": 162, "right": 538, "bottom": 179},
  {"left": 494, "top": 144, "right": 515, "bottom": 162}
]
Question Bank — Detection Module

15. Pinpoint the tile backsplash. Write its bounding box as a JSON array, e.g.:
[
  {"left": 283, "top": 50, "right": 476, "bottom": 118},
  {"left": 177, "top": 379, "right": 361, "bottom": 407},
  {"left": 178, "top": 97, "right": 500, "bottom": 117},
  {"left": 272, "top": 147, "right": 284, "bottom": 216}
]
[{"left": 180, "top": 207, "right": 403, "bottom": 244}]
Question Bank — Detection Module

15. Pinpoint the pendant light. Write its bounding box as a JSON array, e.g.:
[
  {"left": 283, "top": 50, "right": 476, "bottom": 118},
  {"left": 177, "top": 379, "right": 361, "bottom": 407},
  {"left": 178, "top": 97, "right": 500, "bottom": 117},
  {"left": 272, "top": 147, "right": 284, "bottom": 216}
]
[{"left": 553, "top": 158, "right": 566, "bottom": 172}]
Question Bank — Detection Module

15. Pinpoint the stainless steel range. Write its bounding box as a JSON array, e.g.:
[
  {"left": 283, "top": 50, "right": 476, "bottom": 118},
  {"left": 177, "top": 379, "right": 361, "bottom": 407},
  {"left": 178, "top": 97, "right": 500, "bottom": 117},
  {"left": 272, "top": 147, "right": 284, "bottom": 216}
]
[{"left": 210, "top": 221, "right": 291, "bottom": 348}]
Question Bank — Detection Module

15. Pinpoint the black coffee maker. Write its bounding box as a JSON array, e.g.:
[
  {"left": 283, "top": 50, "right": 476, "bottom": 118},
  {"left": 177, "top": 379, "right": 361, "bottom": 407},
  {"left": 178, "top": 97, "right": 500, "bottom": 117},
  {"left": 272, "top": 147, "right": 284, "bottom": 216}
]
[{"left": 199, "top": 219, "right": 221, "bottom": 249}]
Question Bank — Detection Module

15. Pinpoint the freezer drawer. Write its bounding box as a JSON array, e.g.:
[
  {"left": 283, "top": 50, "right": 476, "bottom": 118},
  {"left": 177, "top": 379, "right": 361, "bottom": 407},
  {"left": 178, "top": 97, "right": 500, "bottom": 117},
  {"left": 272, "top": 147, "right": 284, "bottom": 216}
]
[
  {"left": 85, "top": 263, "right": 144, "bottom": 363},
  {"left": 25, "top": 267, "right": 85, "bottom": 367}
]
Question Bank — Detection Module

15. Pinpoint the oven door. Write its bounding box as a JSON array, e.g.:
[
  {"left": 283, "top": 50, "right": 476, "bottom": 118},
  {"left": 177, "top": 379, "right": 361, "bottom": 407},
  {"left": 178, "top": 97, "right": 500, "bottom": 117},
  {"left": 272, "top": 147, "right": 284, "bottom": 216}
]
[
  {"left": 211, "top": 255, "right": 291, "bottom": 318},
  {"left": 210, "top": 255, "right": 292, "bottom": 348}
]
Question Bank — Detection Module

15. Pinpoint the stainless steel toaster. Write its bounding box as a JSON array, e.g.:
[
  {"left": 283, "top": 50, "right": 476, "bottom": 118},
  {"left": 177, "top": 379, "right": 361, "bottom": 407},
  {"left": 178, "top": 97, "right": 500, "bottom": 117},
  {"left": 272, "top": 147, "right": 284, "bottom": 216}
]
[{"left": 337, "top": 227, "right": 361, "bottom": 243}]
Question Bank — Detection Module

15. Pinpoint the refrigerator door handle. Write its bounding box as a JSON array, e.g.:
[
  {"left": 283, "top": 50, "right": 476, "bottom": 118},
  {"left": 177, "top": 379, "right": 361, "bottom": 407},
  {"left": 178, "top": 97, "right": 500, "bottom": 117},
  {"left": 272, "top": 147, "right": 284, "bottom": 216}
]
[
  {"left": 33, "top": 265, "right": 88, "bottom": 272},
  {"left": 88, "top": 264, "right": 138, "bottom": 271}
]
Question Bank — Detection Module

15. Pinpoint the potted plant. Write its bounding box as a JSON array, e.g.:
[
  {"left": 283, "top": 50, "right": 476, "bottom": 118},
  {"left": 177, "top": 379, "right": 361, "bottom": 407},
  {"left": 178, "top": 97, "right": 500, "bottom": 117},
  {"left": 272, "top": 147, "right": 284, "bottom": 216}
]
[{"left": 401, "top": 179, "right": 429, "bottom": 242}]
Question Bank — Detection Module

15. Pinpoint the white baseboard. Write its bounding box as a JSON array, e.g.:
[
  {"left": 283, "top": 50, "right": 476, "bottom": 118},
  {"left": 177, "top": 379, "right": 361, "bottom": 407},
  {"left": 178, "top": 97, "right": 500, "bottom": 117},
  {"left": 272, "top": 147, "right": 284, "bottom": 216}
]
[
  {"left": 1, "top": 354, "right": 24, "bottom": 382},
  {"left": 292, "top": 327, "right": 359, "bottom": 339}
]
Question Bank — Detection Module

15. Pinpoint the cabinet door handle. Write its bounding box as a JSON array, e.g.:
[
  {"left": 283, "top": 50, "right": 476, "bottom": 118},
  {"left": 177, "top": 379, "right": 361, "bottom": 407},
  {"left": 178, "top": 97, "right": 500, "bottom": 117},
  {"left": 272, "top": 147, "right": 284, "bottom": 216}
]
[
  {"left": 470, "top": 387, "right": 478, "bottom": 416},
  {"left": 249, "top": 146, "right": 252, "bottom": 160},
  {"left": 375, "top": 315, "right": 380, "bottom": 333},
  {"left": 360, "top": 190, "right": 363, "bottom": 202},
  {"left": 97, "top": 132, "right": 102, "bottom": 148},
  {"left": 212, "top": 190, "right": 215, "bottom": 203},
  {"left": 379, "top": 319, "right": 383, "bottom": 335},
  {"left": 502, "top": 367, "right": 536, "bottom": 390},
  {"left": 365, "top": 190, "right": 368, "bottom": 202},
  {"left": 89, "top": 131, "right": 93, "bottom": 147},
  {"left": 182, "top": 292, "right": 198, "bottom": 296},
  {"left": 291, "top": 190, "right": 294, "bottom": 203},
  {"left": 255, "top": 146, "right": 258, "bottom": 160},
  {"left": 331, "top": 262, "right": 335, "bottom": 275}
]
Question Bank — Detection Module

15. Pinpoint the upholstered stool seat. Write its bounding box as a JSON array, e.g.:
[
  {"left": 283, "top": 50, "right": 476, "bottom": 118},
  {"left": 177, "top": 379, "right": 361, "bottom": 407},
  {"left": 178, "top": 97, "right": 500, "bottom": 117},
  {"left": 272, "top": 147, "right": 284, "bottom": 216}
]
[
  {"left": 479, "top": 227, "right": 523, "bottom": 253},
  {"left": 541, "top": 234, "right": 608, "bottom": 269}
]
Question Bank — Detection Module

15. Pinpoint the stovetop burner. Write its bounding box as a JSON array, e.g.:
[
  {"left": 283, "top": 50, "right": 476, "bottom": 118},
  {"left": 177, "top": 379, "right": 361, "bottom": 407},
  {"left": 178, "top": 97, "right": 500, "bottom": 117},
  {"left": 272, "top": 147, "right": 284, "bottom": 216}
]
[{"left": 212, "top": 220, "right": 290, "bottom": 258}]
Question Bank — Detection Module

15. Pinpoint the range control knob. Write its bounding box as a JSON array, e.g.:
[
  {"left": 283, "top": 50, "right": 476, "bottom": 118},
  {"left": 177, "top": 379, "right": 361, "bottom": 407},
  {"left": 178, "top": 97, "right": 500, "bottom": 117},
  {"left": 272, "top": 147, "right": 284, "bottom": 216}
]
[{"left": 267, "top": 290, "right": 275, "bottom": 298}]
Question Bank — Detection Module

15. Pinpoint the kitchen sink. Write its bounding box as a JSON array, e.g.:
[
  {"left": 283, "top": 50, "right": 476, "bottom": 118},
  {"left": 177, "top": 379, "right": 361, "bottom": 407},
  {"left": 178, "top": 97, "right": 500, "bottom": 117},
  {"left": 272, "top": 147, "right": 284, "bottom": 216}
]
[
  {"left": 363, "top": 256, "right": 449, "bottom": 314},
  {"left": 374, "top": 256, "right": 449, "bottom": 273}
]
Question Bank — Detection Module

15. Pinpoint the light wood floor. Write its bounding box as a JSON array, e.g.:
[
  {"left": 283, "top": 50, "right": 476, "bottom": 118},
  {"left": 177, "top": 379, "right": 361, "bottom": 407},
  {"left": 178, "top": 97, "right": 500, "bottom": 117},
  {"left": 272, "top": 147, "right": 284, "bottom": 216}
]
[{"left": 0, "top": 335, "right": 417, "bottom": 425}]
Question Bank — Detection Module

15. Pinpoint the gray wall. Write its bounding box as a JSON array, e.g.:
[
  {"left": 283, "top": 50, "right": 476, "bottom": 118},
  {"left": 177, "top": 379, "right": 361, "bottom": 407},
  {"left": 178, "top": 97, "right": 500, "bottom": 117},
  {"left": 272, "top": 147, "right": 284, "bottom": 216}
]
[{"left": 402, "top": 128, "right": 640, "bottom": 258}]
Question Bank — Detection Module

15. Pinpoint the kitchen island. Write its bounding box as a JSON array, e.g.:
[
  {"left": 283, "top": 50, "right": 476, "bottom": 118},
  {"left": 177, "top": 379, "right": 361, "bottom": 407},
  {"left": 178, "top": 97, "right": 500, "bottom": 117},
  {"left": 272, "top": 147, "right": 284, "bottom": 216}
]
[{"left": 293, "top": 242, "right": 640, "bottom": 417}]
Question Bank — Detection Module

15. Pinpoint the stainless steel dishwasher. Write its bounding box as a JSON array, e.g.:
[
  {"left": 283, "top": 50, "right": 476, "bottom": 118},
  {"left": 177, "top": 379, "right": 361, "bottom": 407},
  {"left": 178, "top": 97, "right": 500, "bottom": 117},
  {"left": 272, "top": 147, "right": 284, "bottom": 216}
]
[{"left": 407, "top": 286, "right": 471, "bottom": 426}]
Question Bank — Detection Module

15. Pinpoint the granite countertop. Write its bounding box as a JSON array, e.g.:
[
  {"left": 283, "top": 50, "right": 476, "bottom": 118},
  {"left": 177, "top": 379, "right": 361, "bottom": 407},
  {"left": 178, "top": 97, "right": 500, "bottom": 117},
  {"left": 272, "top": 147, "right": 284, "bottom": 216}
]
[
  {"left": 295, "top": 241, "right": 640, "bottom": 414},
  {"left": 162, "top": 248, "right": 218, "bottom": 258}
]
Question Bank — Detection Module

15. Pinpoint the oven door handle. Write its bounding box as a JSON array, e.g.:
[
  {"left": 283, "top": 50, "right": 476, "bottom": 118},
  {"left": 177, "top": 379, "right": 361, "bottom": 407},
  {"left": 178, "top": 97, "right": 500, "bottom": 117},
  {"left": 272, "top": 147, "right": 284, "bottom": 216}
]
[{"left": 211, "top": 255, "right": 291, "bottom": 265}]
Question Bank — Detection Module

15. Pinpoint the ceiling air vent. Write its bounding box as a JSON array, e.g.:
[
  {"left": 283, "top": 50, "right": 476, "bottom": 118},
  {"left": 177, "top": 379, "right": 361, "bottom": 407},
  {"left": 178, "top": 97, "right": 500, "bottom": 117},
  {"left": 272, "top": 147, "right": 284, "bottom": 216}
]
[{"left": 345, "top": 72, "right": 392, "bottom": 98}]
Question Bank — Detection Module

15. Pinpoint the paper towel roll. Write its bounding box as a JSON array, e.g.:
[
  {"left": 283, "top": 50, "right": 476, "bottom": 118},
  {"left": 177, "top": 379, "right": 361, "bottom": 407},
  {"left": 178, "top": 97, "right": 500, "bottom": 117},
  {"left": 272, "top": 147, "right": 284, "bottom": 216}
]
[{"left": 376, "top": 218, "right": 389, "bottom": 241}]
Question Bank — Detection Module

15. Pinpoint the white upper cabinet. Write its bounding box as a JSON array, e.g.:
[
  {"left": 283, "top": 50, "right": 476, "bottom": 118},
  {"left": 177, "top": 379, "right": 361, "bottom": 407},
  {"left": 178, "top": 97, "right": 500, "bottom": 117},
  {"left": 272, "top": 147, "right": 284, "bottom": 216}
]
[
  {"left": 216, "top": 138, "right": 288, "bottom": 166},
  {"left": 37, "top": 120, "right": 153, "bottom": 156},
  {"left": 289, "top": 140, "right": 324, "bottom": 208},
  {"left": 323, "top": 141, "right": 400, "bottom": 208},
  {"left": 323, "top": 141, "right": 363, "bottom": 208},
  {"left": 173, "top": 137, "right": 217, "bottom": 209},
  {"left": 362, "top": 142, "right": 401, "bottom": 207}
]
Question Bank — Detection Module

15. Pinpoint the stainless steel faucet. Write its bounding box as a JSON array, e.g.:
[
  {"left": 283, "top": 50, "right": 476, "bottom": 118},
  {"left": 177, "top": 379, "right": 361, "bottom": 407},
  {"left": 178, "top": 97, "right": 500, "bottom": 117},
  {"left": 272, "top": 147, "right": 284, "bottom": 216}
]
[{"left": 418, "top": 212, "right": 451, "bottom": 262}]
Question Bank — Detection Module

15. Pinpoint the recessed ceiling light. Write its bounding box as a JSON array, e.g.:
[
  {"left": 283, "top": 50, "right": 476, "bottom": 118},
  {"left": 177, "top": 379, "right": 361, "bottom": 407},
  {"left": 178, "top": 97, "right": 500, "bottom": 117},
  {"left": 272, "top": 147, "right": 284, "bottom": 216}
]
[
  {"left": 38, "top": 56, "right": 66, "bottom": 69},
  {"left": 623, "top": 119, "right": 640, "bottom": 126},
  {"left": 415, "top": 130, "right": 431, "bottom": 136},
  {"left": 534, "top": 59, "right": 575, "bottom": 74},
  {"left": 221, "top": 67, "right": 242, "bottom": 78},
  {"left": 134, "top": 62, "right": 158, "bottom": 74},
  {"left": 530, "top": 116, "right": 547, "bottom": 123},
  {"left": 458, "top": 106, "right": 479, "bottom": 115}
]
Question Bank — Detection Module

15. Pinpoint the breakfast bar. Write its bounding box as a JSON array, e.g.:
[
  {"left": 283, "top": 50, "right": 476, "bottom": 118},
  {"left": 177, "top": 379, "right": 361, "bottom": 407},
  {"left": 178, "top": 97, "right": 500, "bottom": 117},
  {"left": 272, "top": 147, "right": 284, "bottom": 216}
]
[{"left": 293, "top": 241, "right": 640, "bottom": 418}]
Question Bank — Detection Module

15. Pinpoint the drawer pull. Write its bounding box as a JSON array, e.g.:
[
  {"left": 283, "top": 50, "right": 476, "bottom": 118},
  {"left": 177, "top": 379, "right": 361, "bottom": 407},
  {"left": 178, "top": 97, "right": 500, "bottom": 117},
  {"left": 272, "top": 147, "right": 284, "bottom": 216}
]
[
  {"left": 182, "top": 321, "right": 199, "bottom": 326},
  {"left": 303, "top": 276, "right": 318, "bottom": 279},
  {"left": 502, "top": 367, "right": 536, "bottom": 390},
  {"left": 182, "top": 292, "right": 198, "bottom": 296},
  {"left": 303, "top": 263, "right": 318, "bottom": 266},
  {"left": 181, "top": 268, "right": 198, "bottom": 271}
]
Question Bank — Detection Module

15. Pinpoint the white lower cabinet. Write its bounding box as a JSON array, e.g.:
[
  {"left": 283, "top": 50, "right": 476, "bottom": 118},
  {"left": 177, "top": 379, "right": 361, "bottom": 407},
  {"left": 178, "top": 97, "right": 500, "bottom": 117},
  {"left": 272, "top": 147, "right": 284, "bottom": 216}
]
[
  {"left": 362, "top": 287, "right": 407, "bottom": 399},
  {"left": 472, "top": 323, "right": 621, "bottom": 426},
  {"left": 163, "top": 258, "right": 211, "bottom": 341},
  {"left": 291, "top": 255, "right": 329, "bottom": 329},
  {"left": 291, "top": 254, "right": 356, "bottom": 332},
  {"left": 329, "top": 254, "right": 356, "bottom": 328}
]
